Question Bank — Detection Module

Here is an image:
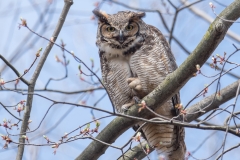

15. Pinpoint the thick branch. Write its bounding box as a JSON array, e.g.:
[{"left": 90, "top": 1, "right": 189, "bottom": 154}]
[
  {"left": 172, "top": 35, "right": 240, "bottom": 79},
  {"left": 117, "top": 141, "right": 154, "bottom": 160},
  {"left": 76, "top": 1, "right": 240, "bottom": 159},
  {"left": 16, "top": 1, "right": 73, "bottom": 160}
]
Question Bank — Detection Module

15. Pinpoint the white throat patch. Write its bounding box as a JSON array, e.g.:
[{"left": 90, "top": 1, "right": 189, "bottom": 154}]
[{"left": 99, "top": 36, "right": 142, "bottom": 60}]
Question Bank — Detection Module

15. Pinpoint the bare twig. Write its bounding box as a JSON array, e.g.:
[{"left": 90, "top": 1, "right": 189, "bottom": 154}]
[
  {"left": 0, "top": 54, "right": 29, "bottom": 85},
  {"left": 216, "top": 143, "right": 240, "bottom": 160},
  {"left": 0, "top": 87, "right": 104, "bottom": 94}
]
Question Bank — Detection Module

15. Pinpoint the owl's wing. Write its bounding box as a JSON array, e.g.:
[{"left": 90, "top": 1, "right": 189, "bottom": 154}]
[
  {"left": 130, "top": 24, "right": 182, "bottom": 118},
  {"left": 130, "top": 25, "right": 185, "bottom": 159},
  {"left": 130, "top": 25, "right": 177, "bottom": 96},
  {"left": 100, "top": 52, "right": 133, "bottom": 112}
]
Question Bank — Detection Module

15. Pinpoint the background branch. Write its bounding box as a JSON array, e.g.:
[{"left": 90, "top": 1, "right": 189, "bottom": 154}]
[{"left": 16, "top": 1, "right": 73, "bottom": 160}]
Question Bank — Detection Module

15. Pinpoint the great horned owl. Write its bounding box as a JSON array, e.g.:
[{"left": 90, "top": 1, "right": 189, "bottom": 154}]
[{"left": 93, "top": 9, "right": 186, "bottom": 160}]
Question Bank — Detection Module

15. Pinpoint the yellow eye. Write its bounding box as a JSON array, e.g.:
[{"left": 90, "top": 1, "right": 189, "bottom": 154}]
[
  {"left": 107, "top": 27, "right": 115, "bottom": 32},
  {"left": 125, "top": 25, "right": 133, "bottom": 31}
]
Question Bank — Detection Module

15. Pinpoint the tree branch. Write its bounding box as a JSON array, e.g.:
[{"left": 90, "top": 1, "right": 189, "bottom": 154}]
[
  {"left": 117, "top": 141, "right": 154, "bottom": 160},
  {"left": 182, "top": 79, "right": 240, "bottom": 122},
  {"left": 16, "top": 1, "right": 73, "bottom": 160},
  {"left": 216, "top": 143, "right": 240, "bottom": 160},
  {"left": 0, "top": 87, "right": 104, "bottom": 94},
  {"left": 171, "top": 35, "right": 240, "bottom": 79},
  {"left": 0, "top": 54, "right": 29, "bottom": 85}
]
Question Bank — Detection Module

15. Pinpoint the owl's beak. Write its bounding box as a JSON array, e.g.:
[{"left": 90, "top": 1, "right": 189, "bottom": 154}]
[{"left": 118, "top": 30, "right": 124, "bottom": 44}]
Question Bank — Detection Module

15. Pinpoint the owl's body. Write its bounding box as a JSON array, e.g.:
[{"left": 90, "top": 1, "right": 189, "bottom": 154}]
[{"left": 94, "top": 10, "right": 186, "bottom": 160}]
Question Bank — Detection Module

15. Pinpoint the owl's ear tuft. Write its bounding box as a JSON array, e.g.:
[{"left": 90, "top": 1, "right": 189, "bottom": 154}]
[
  {"left": 131, "top": 12, "right": 145, "bottom": 19},
  {"left": 92, "top": 9, "right": 109, "bottom": 22}
]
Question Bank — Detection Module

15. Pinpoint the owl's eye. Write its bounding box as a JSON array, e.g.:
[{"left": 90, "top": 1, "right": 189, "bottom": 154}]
[
  {"left": 106, "top": 26, "right": 115, "bottom": 32},
  {"left": 125, "top": 25, "right": 134, "bottom": 31}
]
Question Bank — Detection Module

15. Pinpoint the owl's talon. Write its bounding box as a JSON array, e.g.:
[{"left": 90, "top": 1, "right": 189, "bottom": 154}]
[
  {"left": 133, "top": 96, "right": 141, "bottom": 104},
  {"left": 127, "top": 77, "right": 142, "bottom": 91},
  {"left": 122, "top": 107, "right": 128, "bottom": 112},
  {"left": 121, "top": 97, "right": 141, "bottom": 112},
  {"left": 121, "top": 102, "right": 134, "bottom": 112}
]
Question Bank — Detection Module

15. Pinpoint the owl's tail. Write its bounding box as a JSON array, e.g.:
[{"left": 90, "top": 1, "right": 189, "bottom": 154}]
[
  {"left": 157, "top": 126, "right": 186, "bottom": 160},
  {"left": 142, "top": 100, "right": 186, "bottom": 160},
  {"left": 141, "top": 123, "right": 186, "bottom": 160}
]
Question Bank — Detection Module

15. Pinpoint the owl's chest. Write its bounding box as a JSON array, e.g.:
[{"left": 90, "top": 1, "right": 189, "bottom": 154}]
[
  {"left": 100, "top": 47, "right": 134, "bottom": 83},
  {"left": 104, "top": 53, "right": 132, "bottom": 76}
]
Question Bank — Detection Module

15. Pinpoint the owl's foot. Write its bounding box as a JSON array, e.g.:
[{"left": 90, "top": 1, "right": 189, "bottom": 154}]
[
  {"left": 127, "top": 77, "right": 142, "bottom": 91},
  {"left": 121, "top": 96, "right": 141, "bottom": 112}
]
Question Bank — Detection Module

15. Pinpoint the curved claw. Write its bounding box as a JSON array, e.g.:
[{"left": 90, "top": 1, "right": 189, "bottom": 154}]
[
  {"left": 121, "top": 96, "right": 141, "bottom": 112},
  {"left": 133, "top": 96, "right": 141, "bottom": 104},
  {"left": 121, "top": 102, "right": 134, "bottom": 112}
]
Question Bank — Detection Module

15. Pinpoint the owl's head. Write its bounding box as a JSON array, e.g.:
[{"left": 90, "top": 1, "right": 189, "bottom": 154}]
[{"left": 93, "top": 9, "right": 147, "bottom": 51}]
